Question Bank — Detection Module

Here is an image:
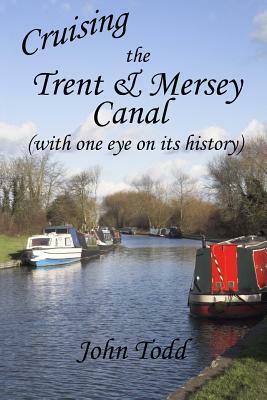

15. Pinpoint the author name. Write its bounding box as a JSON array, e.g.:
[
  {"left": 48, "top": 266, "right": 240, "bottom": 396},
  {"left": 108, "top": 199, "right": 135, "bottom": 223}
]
[{"left": 76, "top": 337, "right": 192, "bottom": 363}]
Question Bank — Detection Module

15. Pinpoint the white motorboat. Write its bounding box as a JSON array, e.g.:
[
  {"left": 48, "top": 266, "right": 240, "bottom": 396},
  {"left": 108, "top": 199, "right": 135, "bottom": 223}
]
[{"left": 23, "top": 231, "right": 82, "bottom": 267}]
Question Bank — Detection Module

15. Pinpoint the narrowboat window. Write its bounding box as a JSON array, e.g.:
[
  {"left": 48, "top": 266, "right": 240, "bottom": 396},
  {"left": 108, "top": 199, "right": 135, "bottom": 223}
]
[
  {"left": 216, "top": 282, "right": 222, "bottom": 288},
  {"left": 228, "top": 281, "right": 234, "bottom": 288}
]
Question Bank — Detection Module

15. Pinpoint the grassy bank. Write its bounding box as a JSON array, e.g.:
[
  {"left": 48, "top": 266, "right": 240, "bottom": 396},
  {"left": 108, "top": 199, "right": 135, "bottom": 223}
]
[
  {"left": 0, "top": 235, "right": 27, "bottom": 262},
  {"left": 189, "top": 318, "right": 267, "bottom": 400}
]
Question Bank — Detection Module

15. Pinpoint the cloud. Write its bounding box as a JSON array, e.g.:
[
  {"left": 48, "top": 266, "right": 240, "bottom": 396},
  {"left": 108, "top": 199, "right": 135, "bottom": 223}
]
[
  {"left": 0, "top": 121, "right": 36, "bottom": 153},
  {"left": 196, "top": 120, "right": 266, "bottom": 143},
  {"left": 119, "top": 126, "right": 152, "bottom": 141},
  {"left": 252, "top": 10, "right": 267, "bottom": 43},
  {"left": 242, "top": 119, "right": 267, "bottom": 139},
  {"left": 74, "top": 111, "right": 154, "bottom": 155},
  {"left": 98, "top": 180, "right": 131, "bottom": 197},
  {"left": 125, "top": 158, "right": 188, "bottom": 183},
  {"left": 189, "top": 164, "right": 208, "bottom": 179},
  {"left": 157, "top": 158, "right": 188, "bottom": 177},
  {"left": 65, "top": 166, "right": 83, "bottom": 178},
  {"left": 123, "top": 158, "right": 210, "bottom": 197},
  {"left": 198, "top": 126, "right": 227, "bottom": 141},
  {"left": 74, "top": 109, "right": 114, "bottom": 141},
  {"left": 155, "top": 159, "right": 208, "bottom": 182}
]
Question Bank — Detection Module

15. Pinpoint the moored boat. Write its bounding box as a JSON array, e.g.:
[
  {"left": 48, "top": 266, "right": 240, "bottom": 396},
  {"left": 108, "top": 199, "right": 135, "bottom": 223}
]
[
  {"left": 120, "top": 227, "right": 136, "bottom": 235},
  {"left": 22, "top": 225, "right": 100, "bottom": 267},
  {"left": 149, "top": 227, "right": 171, "bottom": 237},
  {"left": 22, "top": 231, "right": 82, "bottom": 267},
  {"left": 166, "top": 226, "right": 181, "bottom": 238},
  {"left": 160, "top": 228, "right": 170, "bottom": 237},
  {"left": 45, "top": 225, "right": 100, "bottom": 259},
  {"left": 110, "top": 227, "right": 122, "bottom": 244},
  {"left": 188, "top": 235, "right": 267, "bottom": 318},
  {"left": 82, "top": 232, "right": 100, "bottom": 258},
  {"left": 93, "top": 227, "right": 114, "bottom": 252}
]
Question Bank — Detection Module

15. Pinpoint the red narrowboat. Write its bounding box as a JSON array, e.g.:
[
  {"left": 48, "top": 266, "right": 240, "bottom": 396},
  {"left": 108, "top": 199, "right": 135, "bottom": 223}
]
[{"left": 188, "top": 235, "right": 267, "bottom": 318}]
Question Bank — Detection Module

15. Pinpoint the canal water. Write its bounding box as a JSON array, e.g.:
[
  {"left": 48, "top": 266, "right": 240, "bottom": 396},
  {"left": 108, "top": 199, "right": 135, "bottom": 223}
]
[{"left": 0, "top": 236, "right": 256, "bottom": 400}]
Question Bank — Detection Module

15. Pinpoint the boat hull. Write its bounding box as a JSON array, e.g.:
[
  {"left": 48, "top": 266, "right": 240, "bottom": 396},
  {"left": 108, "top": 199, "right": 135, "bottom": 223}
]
[
  {"left": 189, "top": 292, "right": 267, "bottom": 319},
  {"left": 27, "top": 248, "right": 82, "bottom": 267},
  {"left": 32, "top": 257, "right": 81, "bottom": 267},
  {"left": 97, "top": 244, "right": 114, "bottom": 253},
  {"left": 81, "top": 246, "right": 100, "bottom": 259}
]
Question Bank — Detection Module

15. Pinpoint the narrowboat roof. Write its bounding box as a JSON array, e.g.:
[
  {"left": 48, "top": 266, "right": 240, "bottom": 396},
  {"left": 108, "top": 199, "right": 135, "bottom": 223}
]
[{"left": 217, "top": 235, "right": 266, "bottom": 249}]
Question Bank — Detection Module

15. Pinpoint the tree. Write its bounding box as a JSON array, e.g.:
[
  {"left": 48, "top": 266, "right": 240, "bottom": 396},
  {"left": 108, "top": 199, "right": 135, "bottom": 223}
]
[
  {"left": 170, "top": 169, "right": 196, "bottom": 232},
  {"left": 0, "top": 153, "right": 64, "bottom": 234},
  {"left": 208, "top": 135, "right": 267, "bottom": 236},
  {"left": 67, "top": 166, "right": 101, "bottom": 230},
  {"left": 47, "top": 193, "right": 81, "bottom": 227},
  {"left": 131, "top": 175, "right": 170, "bottom": 229}
]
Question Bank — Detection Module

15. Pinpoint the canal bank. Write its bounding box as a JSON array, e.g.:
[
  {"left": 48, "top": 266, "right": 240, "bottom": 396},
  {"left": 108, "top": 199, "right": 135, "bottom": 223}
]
[
  {"left": 0, "top": 235, "right": 26, "bottom": 269},
  {"left": 168, "top": 315, "right": 267, "bottom": 400},
  {"left": 0, "top": 259, "right": 21, "bottom": 269}
]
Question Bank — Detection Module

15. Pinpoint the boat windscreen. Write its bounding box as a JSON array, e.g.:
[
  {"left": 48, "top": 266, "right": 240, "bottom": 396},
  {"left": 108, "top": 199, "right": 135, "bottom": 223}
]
[
  {"left": 31, "top": 237, "right": 50, "bottom": 246},
  {"left": 45, "top": 227, "right": 68, "bottom": 234}
]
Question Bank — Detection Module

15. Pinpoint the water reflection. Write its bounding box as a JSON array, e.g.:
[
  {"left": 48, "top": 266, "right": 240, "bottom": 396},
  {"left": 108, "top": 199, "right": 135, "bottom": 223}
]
[
  {"left": 0, "top": 236, "right": 256, "bottom": 400},
  {"left": 188, "top": 316, "right": 257, "bottom": 360}
]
